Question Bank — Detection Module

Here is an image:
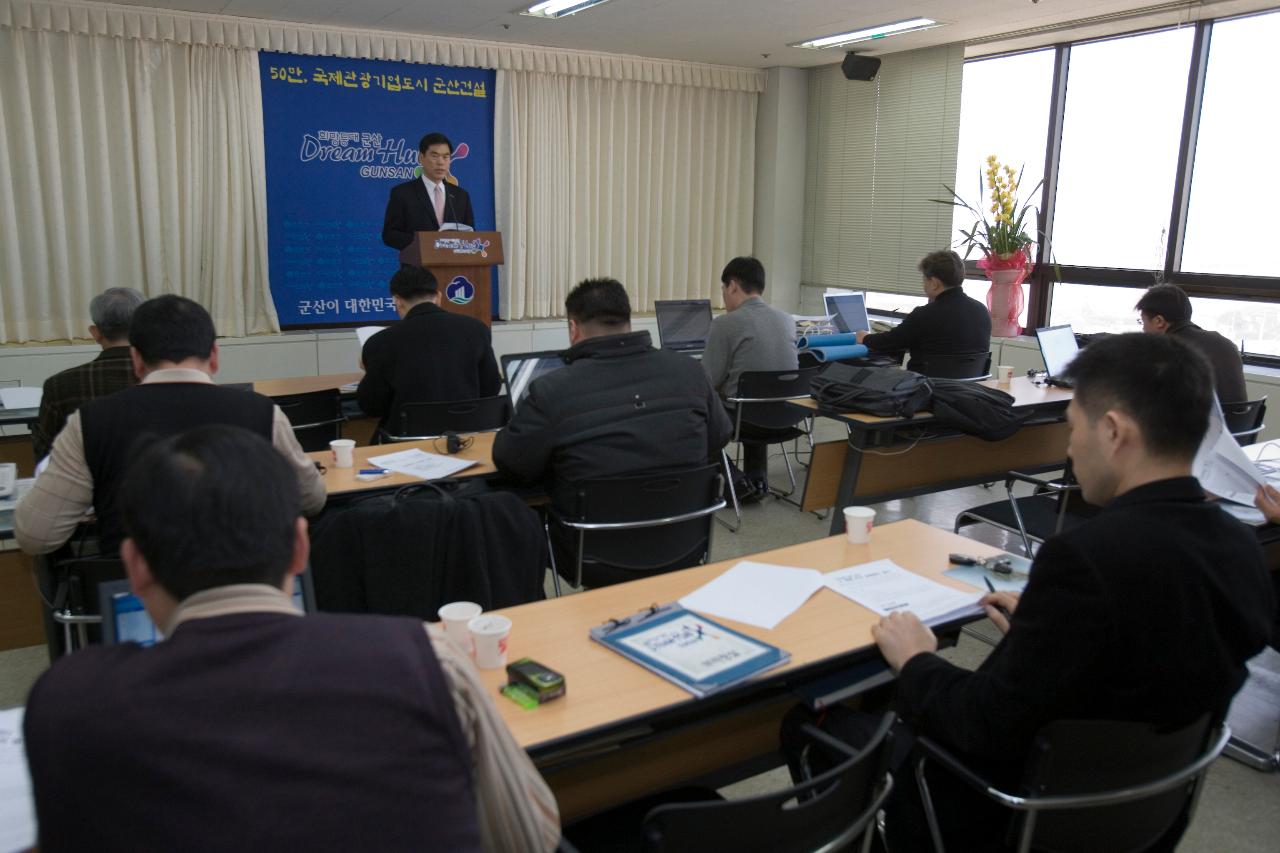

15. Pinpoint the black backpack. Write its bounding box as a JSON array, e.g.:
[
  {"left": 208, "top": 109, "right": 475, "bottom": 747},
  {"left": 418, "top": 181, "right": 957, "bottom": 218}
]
[
  {"left": 928, "top": 379, "right": 1031, "bottom": 441},
  {"left": 809, "top": 364, "right": 933, "bottom": 418}
]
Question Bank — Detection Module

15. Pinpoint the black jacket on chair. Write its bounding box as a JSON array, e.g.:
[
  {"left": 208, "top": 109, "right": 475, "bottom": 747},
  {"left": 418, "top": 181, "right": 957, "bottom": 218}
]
[
  {"left": 861, "top": 287, "right": 991, "bottom": 372},
  {"left": 492, "top": 331, "right": 733, "bottom": 510},
  {"left": 356, "top": 302, "right": 501, "bottom": 431},
  {"left": 381, "top": 177, "right": 475, "bottom": 250}
]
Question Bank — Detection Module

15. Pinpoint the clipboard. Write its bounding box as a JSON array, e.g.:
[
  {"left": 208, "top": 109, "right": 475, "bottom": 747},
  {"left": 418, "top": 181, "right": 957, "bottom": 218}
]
[{"left": 589, "top": 603, "right": 790, "bottom": 698}]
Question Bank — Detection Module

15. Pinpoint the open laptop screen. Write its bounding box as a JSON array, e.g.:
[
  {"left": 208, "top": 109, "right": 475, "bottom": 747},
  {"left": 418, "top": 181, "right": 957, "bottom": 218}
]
[
  {"left": 655, "top": 300, "right": 713, "bottom": 350},
  {"left": 1036, "top": 325, "right": 1080, "bottom": 379},
  {"left": 823, "top": 293, "right": 871, "bottom": 334},
  {"left": 501, "top": 350, "right": 567, "bottom": 410}
]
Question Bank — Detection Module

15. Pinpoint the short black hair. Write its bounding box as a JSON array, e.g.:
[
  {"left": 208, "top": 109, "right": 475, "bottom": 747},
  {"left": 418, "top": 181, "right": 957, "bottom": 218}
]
[
  {"left": 418, "top": 132, "right": 453, "bottom": 155},
  {"left": 118, "top": 425, "right": 300, "bottom": 601},
  {"left": 389, "top": 266, "right": 438, "bottom": 299},
  {"left": 1063, "top": 333, "right": 1212, "bottom": 460},
  {"left": 129, "top": 295, "right": 216, "bottom": 365},
  {"left": 1135, "top": 284, "right": 1192, "bottom": 325},
  {"left": 565, "top": 278, "right": 631, "bottom": 327},
  {"left": 721, "top": 257, "right": 766, "bottom": 294},
  {"left": 89, "top": 287, "right": 145, "bottom": 340},
  {"left": 919, "top": 250, "right": 966, "bottom": 289}
]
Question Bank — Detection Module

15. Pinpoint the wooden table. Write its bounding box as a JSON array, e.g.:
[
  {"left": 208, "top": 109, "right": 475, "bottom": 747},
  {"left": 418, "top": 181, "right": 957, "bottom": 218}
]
[
  {"left": 307, "top": 434, "right": 497, "bottom": 496},
  {"left": 253, "top": 372, "right": 363, "bottom": 398},
  {"left": 796, "top": 377, "right": 1074, "bottom": 534},
  {"left": 475, "top": 519, "right": 1007, "bottom": 821}
]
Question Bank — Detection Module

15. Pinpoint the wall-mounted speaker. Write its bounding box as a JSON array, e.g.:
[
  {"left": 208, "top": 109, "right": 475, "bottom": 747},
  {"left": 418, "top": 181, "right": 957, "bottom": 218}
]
[{"left": 841, "top": 53, "right": 881, "bottom": 81}]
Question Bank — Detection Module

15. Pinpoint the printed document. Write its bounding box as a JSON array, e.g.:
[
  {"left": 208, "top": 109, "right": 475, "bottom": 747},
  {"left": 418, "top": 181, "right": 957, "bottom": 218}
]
[
  {"left": 1194, "top": 402, "right": 1264, "bottom": 506},
  {"left": 366, "top": 448, "right": 477, "bottom": 480},
  {"left": 679, "top": 562, "right": 826, "bottom": 630},
  {"left": 0, "top": 707, "right": 35, "bottom": 853},
  {"left": 616, "top": 612, "right": 771, "bottom": 683},
  {"left": 825, "top": 559, "right": 983, "bottom": 624},
  {"left": 0, "top": 388, "right": 41, "bottom": 410}
]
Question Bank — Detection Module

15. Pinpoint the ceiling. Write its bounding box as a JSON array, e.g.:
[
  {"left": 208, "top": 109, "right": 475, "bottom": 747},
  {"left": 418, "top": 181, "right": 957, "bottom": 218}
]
[{"left": 82, "top": 0, "right": 1278, "bottom": 67}]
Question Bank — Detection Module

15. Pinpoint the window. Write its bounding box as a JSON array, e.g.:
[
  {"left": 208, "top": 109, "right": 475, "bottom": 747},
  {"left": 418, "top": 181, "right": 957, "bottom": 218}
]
[
  {"left": 1180, "top": 11, "right": 1280, "bottom": 277},
  {"left": 950, "top": 50, "right": 1055, "bottom": 253},
  {"left": 1052, "top": 28, "right": 1194, "bottom": 270}
]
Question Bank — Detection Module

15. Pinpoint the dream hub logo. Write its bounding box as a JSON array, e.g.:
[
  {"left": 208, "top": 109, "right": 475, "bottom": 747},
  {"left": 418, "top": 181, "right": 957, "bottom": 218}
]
[{"left": 447, "top": 276, "right": 475, "bottom": 305}]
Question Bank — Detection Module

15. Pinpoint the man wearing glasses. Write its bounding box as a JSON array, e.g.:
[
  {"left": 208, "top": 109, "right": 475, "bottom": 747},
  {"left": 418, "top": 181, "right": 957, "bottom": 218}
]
[{"left": 382, "top": 132, "right": 476, "bottom": 250}]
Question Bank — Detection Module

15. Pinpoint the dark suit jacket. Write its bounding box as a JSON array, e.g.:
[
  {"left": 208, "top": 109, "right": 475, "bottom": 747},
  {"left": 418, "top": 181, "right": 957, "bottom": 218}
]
[
  {"left": 381, "top": 177, "right": 475, "bottom": 250},
  {"left": 861, "top": 286, "right": 991, "bottom": 372},
  {"left": 356, "top": 302, "right": 500, "bottom": 429},
  {"left": 1168, "top": 322, "right": 1248, "bottom": 404},
  {"left": 891, "top": 477, "right": 1274, "bottom": 848}
]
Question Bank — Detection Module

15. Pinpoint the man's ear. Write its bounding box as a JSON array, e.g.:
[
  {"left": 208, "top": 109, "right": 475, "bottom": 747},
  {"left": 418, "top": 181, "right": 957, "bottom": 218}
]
[
  {"left": 121, "top": 538, "right": 156, "bottom": 597},
  {"left": 130, "top": 347, "right": 147, "bottom": 380},
  {"left": 289, "top": 517, "right": 310, "bottom": 578},
  {"left": 208, "top": 342, "right": 220, "bottom": 375}
]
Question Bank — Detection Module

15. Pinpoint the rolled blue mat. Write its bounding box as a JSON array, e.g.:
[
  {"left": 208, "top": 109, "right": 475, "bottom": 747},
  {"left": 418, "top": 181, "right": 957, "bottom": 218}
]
[
  {"left": 800, "top": 344, "right": 869, "bottom": 362},
  {"left": 796, "top": 332, "right": 862, "bottom": 349}
]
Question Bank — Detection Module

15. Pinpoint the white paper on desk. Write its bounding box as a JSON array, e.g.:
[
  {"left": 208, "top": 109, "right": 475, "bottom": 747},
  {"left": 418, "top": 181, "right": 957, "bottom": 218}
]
[
  {"left": 0, "top": 707, "right": 36, "bottom": 853},
  {"left": 679, "top": 562, "right": 825, "bottom": 630},
  {"left": 355, "top": 326, "right": 385, "bottom": 349},
  {"left": 825, "top": 559, "right": 983, "bottom": 625},
  {"left": 366, "top": 448, "right": 476, "bottom": 481},
  {"left": 0, "top": 388, "right": 41, "bottom": 410},
  {"left": 1193, "top": 402, "right": 1264, "bottom": 506}
]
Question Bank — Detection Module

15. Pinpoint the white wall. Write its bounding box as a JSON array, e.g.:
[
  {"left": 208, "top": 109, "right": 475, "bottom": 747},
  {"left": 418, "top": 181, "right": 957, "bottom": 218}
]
[{"left": 753, "top": 66, "right": 808, "bottom": 315}]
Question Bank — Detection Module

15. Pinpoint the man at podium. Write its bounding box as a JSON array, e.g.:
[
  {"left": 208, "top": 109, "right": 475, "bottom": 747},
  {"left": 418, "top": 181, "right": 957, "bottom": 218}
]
[{"left": 381, "top": 131, "right": 475, "bottom": 250}]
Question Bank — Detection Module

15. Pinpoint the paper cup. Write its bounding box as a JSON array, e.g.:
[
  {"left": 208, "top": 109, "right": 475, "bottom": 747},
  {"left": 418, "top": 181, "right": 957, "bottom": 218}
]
[
  {"left": 843, "top": 506, "right": 876, "bottom": 544},
  {"left": 468, "top": 614, "right": 512, "bottom": 670},
  {"left": 438, "top": 601, "right": 482, "bottom": 657},
  {"left": 996, "top": 365, "right": 1014, "bottom": 387},
  {"left": 330, "top": 438, "right": 356, "bottom": 468}
]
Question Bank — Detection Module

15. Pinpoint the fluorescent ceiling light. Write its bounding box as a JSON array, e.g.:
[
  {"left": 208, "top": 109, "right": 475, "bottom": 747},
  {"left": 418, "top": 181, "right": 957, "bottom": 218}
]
[
  {"left": 794, "top": 18, "right": 942, "bottom": 49},
  {"left": 522, "top": 0, "right": 613, "bottom": 19}
]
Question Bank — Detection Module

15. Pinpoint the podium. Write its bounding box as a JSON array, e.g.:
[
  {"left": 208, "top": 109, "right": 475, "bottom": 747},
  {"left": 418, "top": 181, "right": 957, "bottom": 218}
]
[{"left": 399, "top": 231, "right": 504, "bottom": 326}]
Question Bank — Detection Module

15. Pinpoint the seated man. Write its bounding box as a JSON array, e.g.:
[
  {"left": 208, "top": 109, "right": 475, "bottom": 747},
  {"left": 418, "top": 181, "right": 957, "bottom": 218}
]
[
  {"left": 1137, "top": 283, "right": 1247, "bottom": 404},
  {"left": 31, "top": 287, "right": 145, "bottom": 461},
  {"left": 16, "top": 295, "right": 325, "bottom": 555},
  {"left": 23, "top": 425, "right": 559, "bottom": 853},
  {"left": 702, "top": 256, "right": 799, "bottom": 500},
  {"left": 493, "top": 278, "right": 732, "bottom": 581},
  {"left": 357, "top": 265, "right": 501, "bottom": 435},
  {"left": 864, "top": 333, "right": 1273, "bottom": 851},
  {"left": 856, "top": 250, "right": 991, "bottom": 374}
]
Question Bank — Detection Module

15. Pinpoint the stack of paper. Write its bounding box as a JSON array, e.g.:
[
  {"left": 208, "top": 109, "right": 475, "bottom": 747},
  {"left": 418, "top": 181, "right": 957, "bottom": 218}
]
[
  {"left": 366, "top": 448, "right": 477, "bottom": 481},
  {"left": 824, "top": 559, "right": 983, "bottom": 625},
  {"left": 0, "top": 707, "right": 35, "bottom": 853},
  {"left": 0, "top": 388, "right": 41, "bottom": 410},
  {"left": 679, "top": 561, "right": 826, "bottom": 630}
]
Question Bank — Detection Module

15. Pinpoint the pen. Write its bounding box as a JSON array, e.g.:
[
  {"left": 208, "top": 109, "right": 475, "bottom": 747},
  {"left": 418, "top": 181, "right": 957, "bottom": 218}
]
[
  {"left": 358, "top": 468, "right": 390, "bottom": 475},
  {"left": 983, "top": 578, "right": 1012, "bottom": 621}
]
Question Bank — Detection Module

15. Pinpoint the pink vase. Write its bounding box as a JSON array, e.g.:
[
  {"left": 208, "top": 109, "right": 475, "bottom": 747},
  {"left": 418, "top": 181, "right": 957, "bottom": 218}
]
[{"left": 985, "top": 268, "right": 1026, "bottom": 337}]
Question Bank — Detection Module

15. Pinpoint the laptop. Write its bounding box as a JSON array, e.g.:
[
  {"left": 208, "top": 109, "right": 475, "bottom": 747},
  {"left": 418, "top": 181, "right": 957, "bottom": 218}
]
[
  {"left": 500, "top": 350, "right": 567, "bottom": 411},
  {"left": 823, "top": 292, "right": 872, "bottom": 334},
  {"left": 1035, "top": 325, "right": 1080, "bottom": 387},
  {"left": 654, "top": 299, "right": 713, "bottom": 353},
  {"left": 97, "top": 572, "right": 316, "bottom": 646}
]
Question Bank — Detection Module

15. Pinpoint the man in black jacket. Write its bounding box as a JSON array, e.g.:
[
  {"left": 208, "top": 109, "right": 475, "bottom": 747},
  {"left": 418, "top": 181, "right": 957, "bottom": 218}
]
[
  {"left": 492, "top": 279, "right": 732, "bottom": 583},
  {"left": 382, "top": 131, "right": 475, "bottom": 250},
  {"left": 1137, "top": 283, "right": 1247, "bottom": 404},
  {"left": 867, "top": 333, "right": 1274, "bottom": 851},
  {"left": 357, "top": 266, "right": 500, "bottom": 434},
  {"left": 856, "top": 250, "right": 991, "bottom": 373}
]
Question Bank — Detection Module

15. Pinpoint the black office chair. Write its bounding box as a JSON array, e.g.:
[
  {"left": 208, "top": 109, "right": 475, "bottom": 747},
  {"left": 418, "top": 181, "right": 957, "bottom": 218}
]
[
  {"left": 910, "top": 352, "right": 992, "bottom": 381},
  {"left": 274, "top": 389, "right": 346, "bottom": 452},
  {"left": 546, "top": 464, "right": 725, "bottom": 592},
  {"left": 1223, "top": 397, "right": 1266, "bottom": 446},
  {"left": 954, "top": 468, "right": 1098, "bottom": 558},
  {"left": 914, "top": 716, "right": 1228, "bottom": 853},
  {"left": 721, "top": 366, "right": 823, "bottom": 532},
  {"left": 37, "top": 554, "right": 126, "bottom": 658},
  {"left": 380, "top": 395, "right": 512, "bottom": 442}
]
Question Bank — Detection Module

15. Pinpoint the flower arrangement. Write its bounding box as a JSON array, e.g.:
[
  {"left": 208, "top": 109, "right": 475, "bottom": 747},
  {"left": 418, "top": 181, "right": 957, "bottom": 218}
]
[{"left": 933, "top": 155, "right": 1042, "bottom": 274}]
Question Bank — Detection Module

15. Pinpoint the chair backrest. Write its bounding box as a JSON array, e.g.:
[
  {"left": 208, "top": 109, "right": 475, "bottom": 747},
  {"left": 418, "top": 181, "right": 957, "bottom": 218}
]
[
  {"left": 274, "top": 389, "right": 345, "bottom": 452},
  {"left": 641, "top": 715, "right": 895, "bottom": 853},
  {"left": 1222, "top": 397, "right": 1266, "bottom": 446},
  {"left": 1018, "top": 715, "right": 1216, "bottom": 853},
  {"left": 911, "top": 351, "right": 992, "bottom": 381},
  {"left": 387, "top": 395, "right": 512, "bottom": 441},
  {"left": 733, "top": 366, "right": 823, "bottom": 432},
  {"left": 554, "top": 464, "right": 723, "bottom": 586}
]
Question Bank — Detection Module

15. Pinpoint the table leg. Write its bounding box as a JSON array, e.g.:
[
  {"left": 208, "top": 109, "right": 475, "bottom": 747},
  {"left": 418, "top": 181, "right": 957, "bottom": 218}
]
[{"left": 828, "top": 433, "right": 866, "bottom": 535}]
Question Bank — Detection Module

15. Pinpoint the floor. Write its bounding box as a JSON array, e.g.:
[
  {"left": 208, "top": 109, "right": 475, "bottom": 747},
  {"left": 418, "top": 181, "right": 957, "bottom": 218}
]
[{"left": 1, "top": 430, "right": 1277, "bottom": 850}]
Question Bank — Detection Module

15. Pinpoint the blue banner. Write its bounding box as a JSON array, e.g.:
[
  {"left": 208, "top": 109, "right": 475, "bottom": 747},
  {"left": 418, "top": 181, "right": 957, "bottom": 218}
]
[{"left": 258, "top": 53, "right": 496, "bottom": 326}]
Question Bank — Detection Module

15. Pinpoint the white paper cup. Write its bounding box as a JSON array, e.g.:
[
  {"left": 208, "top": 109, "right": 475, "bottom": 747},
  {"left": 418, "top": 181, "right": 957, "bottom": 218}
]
[
  {"left": 438, "top": 601, "right": 482, "bottom": 656},
  {"left": 330, "top": 438, "right": 356, "bottom": 468},
  {"left": 468, "top": 614, "right": 512, "bottom": 670},
  {"left": 996, "top": 365, "right": 1014, "bottom": 386},
  {"left": 843, "top": 506, "right": 876, "bottom": 544}
]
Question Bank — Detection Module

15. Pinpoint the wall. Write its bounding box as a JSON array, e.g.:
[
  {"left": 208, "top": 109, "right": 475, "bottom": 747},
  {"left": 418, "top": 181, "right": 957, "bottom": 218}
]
[{"left": 753, "top": 66, "right": 808, "bottom": 315}]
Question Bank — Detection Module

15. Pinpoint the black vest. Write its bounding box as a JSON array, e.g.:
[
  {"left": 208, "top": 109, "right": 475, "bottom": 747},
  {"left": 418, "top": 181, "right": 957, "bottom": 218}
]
[
  {"left": 80, "top": 382, "right": 276, "bottom": 551},
  {"left": 25, "top": 611, "right": 484, "bottom": 853}
]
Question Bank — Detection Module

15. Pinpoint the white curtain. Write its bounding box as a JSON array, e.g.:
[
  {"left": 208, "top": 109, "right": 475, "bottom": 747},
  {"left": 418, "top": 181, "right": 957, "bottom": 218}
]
[
  {"left": 497, "top": 71, "right": 757, "bottom": 319},
  {"left": 0, "top": 27, "right": 276, "bottom": 342}
]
